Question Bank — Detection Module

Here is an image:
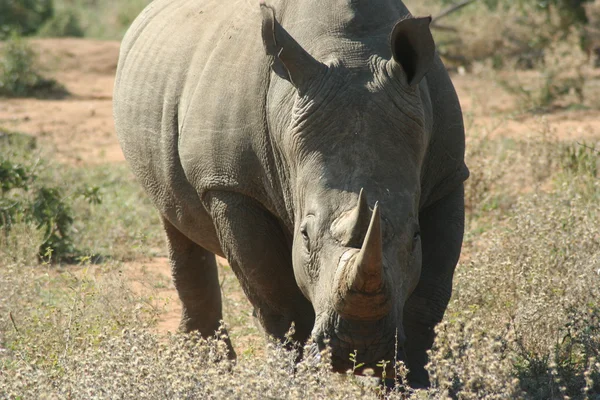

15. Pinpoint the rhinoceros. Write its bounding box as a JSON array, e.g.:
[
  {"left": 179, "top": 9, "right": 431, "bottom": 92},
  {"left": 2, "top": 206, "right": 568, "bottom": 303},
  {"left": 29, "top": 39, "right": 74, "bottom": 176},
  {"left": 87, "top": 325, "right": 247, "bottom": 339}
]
[{"left": 114, "top": 0, "right": 469, "bottom": 387}]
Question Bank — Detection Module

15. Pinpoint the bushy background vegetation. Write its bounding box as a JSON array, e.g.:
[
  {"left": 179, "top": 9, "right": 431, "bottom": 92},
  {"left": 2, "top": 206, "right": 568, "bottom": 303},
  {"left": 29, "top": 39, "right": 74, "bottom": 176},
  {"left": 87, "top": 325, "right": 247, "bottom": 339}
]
[
  {"left": 0, "top": 0, "right": 599, "bottom": 398},
  {"left": 0, "top": 0, "right": 152, "bottom": 39},
  {"left": 0, "top": 32, "right": 65, "bottom": 97}
]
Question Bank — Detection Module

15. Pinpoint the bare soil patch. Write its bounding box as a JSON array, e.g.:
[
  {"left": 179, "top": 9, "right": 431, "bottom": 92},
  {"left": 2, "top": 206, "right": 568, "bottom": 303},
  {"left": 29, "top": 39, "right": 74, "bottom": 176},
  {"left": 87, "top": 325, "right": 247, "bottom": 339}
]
[
  {"left": 0, "top": 39, "right": 121, "bottom": 165},
  {"left": 123, "top": 255, "right": 263, "bottom": 357},
  {"left": 452, "top": 74, "right": 600, "bottom": 141}
]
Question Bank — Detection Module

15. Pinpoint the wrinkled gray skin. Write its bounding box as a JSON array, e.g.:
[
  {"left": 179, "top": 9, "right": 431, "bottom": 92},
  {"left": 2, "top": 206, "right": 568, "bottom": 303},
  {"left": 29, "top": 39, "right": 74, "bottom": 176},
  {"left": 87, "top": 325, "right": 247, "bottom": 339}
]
[{"left": 114, "top": 0, "right": 468, "bottom": 388}]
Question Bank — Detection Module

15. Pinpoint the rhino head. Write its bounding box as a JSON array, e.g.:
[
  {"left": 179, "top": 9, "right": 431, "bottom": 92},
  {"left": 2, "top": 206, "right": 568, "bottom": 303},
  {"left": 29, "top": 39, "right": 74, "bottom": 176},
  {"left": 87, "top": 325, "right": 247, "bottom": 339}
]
[{"left": 260, "top": 4, "right": 435, "bottom": 374}]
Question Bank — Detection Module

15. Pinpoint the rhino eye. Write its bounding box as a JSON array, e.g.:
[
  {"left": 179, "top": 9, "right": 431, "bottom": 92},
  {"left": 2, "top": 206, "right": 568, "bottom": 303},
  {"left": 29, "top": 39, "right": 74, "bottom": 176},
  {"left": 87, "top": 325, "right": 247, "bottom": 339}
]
[
  {"left": 300, "top": 223, "right": 310, "bottom": 245},
  {"left": 412, "top": 230, "right": 421, "bottom": 252}
]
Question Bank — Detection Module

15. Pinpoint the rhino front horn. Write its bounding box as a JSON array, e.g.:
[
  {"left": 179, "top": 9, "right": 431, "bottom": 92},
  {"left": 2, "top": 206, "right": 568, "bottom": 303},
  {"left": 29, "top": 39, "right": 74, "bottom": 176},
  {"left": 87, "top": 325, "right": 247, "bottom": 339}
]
[
  {"left": 333, "top": 202, "right": 391, "bottom": 321},
  {"left": 351, "top": 202, "right": 384, "bottom": 293}
]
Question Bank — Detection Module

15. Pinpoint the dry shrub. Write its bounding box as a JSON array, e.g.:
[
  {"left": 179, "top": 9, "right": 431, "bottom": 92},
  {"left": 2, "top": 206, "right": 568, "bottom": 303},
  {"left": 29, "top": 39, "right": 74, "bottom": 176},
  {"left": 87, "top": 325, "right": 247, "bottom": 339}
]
[
  {"left": 463, "top": 119, "right": 562, "bottom": 231},
  {"left": 433, "top": 4, "right": 531, "bottom": 67},
  {"left": 432, "top": 1, "right": 600, "bottom": 111},
  {"left": 436, "top": 2, "right": 589, "bottom": 68},
  {"left": 495, "top": 27, "right": 594, "bottom": 112},
  {"left": 429, "top": 132, "right": 600, "bottom": 398},
  {"left": 1, "top": 326, "right": 409, "bottom": 399},
  {"left": 430, "top": 184, "right": 600, "bottom": 398}
]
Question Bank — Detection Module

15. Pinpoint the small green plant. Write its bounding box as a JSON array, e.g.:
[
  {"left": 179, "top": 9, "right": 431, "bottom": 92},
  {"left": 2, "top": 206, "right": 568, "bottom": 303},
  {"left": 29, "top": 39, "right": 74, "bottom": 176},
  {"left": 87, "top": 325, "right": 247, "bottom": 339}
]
[
  {"left": 31, "top": 186, "right": 77, "bottom": 259},
  {"left": 349, "top": 350, "right": 365, "bottom": 372},
  {"left": 0, "top": 31, "right": 66, "bottom": 97},
  {"left": 0, "top": 158, "right": 30, "bottom": 193},
  {"left": 78, "top": 184, "right": 102, "bottom": 205},
  {"left": 560, "top": 142, "right": 598, "bottom": 177},
  {"left": 377, "top": 359, "right": 391, "bottom": 381}
]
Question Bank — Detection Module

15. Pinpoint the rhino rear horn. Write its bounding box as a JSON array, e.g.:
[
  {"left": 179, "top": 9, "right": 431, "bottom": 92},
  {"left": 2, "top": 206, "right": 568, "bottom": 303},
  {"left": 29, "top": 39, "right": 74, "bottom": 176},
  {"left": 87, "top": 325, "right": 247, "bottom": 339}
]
[
  {"left": 260, "top": 3, "right": 326, "bottom": 91},
  {"left": 389, "top": 16, "right": 435, "bottom": 87}
]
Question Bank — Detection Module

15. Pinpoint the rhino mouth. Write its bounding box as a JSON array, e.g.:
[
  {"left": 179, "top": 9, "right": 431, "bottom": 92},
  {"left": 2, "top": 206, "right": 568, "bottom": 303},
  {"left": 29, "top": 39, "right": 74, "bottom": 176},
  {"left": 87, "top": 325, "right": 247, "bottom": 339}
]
[
  {"left": 309, "top": 314, "right": 404, "bottom": 376},
  {"left": 308, "top": 337, "right": 401, "bottom": 376}
]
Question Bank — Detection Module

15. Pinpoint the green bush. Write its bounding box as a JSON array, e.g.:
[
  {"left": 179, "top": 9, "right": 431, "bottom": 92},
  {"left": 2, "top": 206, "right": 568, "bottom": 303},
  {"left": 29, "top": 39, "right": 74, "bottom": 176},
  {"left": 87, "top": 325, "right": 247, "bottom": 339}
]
[
  {"left": 0, "top": 131, "right": 104, "bottom": 262},
  {"left": 0, "top": 31, "right": 66, "bottom": 97},
  {"left": 38, "top": 9, "right": 84, "bottom": 37},
  {"left": 0, "top": 0, "right": 54, "bottom": 38},
  {"left": 0, "top": 157, "right": 75, "bottom": 261}
]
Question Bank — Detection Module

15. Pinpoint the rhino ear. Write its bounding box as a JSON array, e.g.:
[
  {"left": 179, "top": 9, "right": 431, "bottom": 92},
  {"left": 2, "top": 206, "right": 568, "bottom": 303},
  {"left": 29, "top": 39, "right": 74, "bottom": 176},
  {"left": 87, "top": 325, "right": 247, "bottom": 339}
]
[
  {"left": 390, "top": 16, "right": 435, "bottom": 87},
  {"left": 260, "top": 3, "right": 326, "bottom": 92}
]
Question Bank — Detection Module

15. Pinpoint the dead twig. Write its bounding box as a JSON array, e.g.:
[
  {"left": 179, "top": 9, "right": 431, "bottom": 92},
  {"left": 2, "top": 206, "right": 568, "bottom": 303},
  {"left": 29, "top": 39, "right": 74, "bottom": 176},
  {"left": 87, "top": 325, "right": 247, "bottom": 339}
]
[
  {"left": 9, "top": 311, "right": 19, "bottom": 334},
  {"left": 432, "top": 0, "right": 479, "bottom": 24},
  {"left": 576, "top": 142, "right": 599, "bottom": 153},
  {"left": 430, "top": 23, "right": 459, "bottom": 33}
]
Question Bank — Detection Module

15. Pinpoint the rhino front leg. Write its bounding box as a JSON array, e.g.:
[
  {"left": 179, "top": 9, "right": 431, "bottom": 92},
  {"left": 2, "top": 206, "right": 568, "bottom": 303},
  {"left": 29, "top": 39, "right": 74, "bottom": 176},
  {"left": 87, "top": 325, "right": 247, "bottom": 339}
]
[
  {"left": 203, "top": 191, "right": 315, "bottom": 344},
  {"left": 403, "top": 184, "right": 465, "bottom": 388},
  {"left": 162, "top": 217, "right": 235, "bottom": 358}
]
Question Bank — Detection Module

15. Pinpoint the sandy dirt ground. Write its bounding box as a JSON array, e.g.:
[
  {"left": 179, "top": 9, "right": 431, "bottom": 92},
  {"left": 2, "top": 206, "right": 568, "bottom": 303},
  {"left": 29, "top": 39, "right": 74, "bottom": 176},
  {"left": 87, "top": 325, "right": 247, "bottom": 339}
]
[{"left": 1, "top": 39, "right": 598, "bottom": 342}]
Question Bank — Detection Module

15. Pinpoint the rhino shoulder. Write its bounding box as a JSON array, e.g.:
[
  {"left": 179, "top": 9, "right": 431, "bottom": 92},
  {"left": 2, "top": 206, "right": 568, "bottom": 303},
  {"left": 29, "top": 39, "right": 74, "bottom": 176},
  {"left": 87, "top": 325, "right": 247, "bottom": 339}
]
[{"left": 419, "top": 57, "right": 469, "bottom": 210}]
